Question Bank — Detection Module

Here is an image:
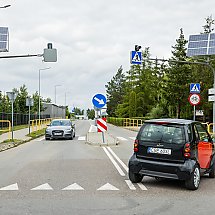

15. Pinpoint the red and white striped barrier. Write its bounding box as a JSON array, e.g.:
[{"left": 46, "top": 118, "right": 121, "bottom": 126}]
[{"left": 97, "top": 118, "right": 107, "bottom": 132}]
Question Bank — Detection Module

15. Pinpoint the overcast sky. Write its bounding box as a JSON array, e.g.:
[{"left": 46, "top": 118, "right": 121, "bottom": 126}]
[{"left": 0, "top": 0, "right": 214, "bottom": 110}]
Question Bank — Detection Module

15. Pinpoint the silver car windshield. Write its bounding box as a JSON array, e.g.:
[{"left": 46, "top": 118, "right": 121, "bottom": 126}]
[{"left": 51, "top": 120, "right": 71, "bottom": 126}]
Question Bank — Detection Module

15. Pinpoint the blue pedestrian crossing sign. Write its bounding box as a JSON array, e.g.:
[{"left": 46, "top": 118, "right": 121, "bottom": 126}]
[
  {"left": 190, "top": 83, "right": 200, "bottom": 94},
  {"left": 130, "top": 51, "right": 142, "bottom": 65},
  {"left": 92, "top": 94, "right": 106, "bottom": 109}
]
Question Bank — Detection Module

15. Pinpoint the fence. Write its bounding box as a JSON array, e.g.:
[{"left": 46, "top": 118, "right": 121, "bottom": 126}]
[
  {"left": 30, "top": 118, "right": 52, "bottom": 132},
  {"left": 108, "top": 117, "right": 215, "bottom": 136},
  {"left": 0, "top": 120, "right": 11, "bottom": 139},
  {"left": 0, "top": 112, "right": 50, "bottom": 126}
]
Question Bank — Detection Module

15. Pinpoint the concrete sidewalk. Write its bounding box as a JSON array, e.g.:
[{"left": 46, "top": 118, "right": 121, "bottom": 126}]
[
  {"left": 0, "top": 128, "right": 31, "bottom": 143},
  {"left": 0, "top": 128, "right": 32, "bottom": 152}
]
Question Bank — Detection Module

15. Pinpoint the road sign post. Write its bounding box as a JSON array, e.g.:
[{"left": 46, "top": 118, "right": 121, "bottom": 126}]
[{"left": 97, "top": 118, "right": 107, "bottom": 143}]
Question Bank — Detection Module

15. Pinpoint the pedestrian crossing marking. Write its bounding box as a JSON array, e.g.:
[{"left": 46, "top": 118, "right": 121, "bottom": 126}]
[
  {"left": 62, "top": 183, "right": 84, "bottom": 190},
  {"left": 78, "top": 136, "right": 86, "bottom": 141},
  {"left": 31, "top": 183, "right": 53, "bottom": 191},
  {"left": 137, "top": 183, "right": 147, "bottom": 190},
  {"left": 190, "top": 83, "right": 200, "bottom": 93},
  {"left": 97, "top": 183, "right": 119, "bottom": 191},
  {"left": 0, "top": 183, "right": 19, "bottom": 191},
  {"left": 125, "top": 180, "right": 136, "bottom": 190},
  {"left": 117, "top": 137, "right": 128, "bottom": 141}
]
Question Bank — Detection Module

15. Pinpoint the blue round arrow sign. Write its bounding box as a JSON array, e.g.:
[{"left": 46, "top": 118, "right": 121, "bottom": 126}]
[{"left": 92, "top": 94, "right": 106, "bottom": 108}]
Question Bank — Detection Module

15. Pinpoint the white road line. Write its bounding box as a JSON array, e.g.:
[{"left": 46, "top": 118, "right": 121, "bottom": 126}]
[
  {"left": 125, "top": 180, "right": 136, "bottom": 190},
  {"left": 78, "top": 136, "right": 86, "bottom": 141},
  {"left": 102, "top": 147, "right": 125, "bottom": 176},
  {"left": 107, "top": 147, "right": 129, "bottom": 172},
  {"left": 117, "top": 137, "right": 128, "bottom": 141},
  {"left": 97, "top": 183, "right": 119, "bottom": 191},
  {"left": 62, "top": 183, "right": 84, "bottom": 191},
  {"left": 0, "top": 183, "right": 19, "bottom": 191},
  {"left": 31, "top": 183, "right": 53, "bottom": 191},
  {"left": 129, "top": 137, "right": 136, "bottom": 140},
  {"left": 137, "top": 183, "right": 147, "bottom": 190}
]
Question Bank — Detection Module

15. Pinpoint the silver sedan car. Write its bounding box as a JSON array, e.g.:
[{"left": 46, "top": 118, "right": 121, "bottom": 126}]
[{"left": 45, "top": 119, "right": 75, "bottom": 140}]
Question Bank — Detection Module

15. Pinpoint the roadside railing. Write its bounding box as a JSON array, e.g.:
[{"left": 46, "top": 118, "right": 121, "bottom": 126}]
[
  {"left": 0, "top": 120, "right": 11, "bottom": 139},
  {"left": 30, "top": 118, "right": 52, "bottom": 132}
]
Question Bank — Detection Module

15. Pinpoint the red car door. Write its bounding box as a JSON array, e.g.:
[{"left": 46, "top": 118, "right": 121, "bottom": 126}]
[{"left": 195, "top": 124, "right": 213, "bottom": 169}]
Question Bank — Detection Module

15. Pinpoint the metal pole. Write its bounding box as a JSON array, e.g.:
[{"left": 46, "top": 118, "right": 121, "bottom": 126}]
[
  {"left": 39, "top": 69, "right": 41, "bottom": 126},
  {"left": 38, "top": 67, "right": 51, "bottom": 127},
  {"left": 102, "top": 132, "right": 105, "bottom": 143},
  {"left": 193, "top": 105, "right": 196, "bottom": 121},
  {"left": 11, "top": 98, "right": 14, "bottom": 141},
  {"left": 28, "top": 102, "right": 30, "bottom": 135}
]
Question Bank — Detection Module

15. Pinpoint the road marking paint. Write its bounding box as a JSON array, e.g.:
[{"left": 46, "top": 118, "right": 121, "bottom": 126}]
[
  {"left": 129, "top": 137, "right": 136, "bottom": 140},
  {"left": 125, "top": 180, "right": 136, "bottom": 190},
  {"left": 31, "top": 183, "right": 53, "bottom": 191},
  {"left": 117, "top": 137, "right": 128, "bottom": 141},
  {"left": 137, "top": 183, "right": 147, "bottom": 190},
  {"left": 107, "top": 147, "right": 129, "bottom": 172},
  {"left": 0, "top": 183, "right": 19, "bottom": 191},
  {"left": 89, "top": 125, "right": 97, "bottom": 133},
  {"left": 102, "top": 147, "right": 125, "bottom": 176},
  {"left": 62, "top": 183, "right": 84, "bottom": 191},
  {"left": 78, "top": 136, "right": 86, "bottom": 141},
  {"left": 97, "top": 183, "right": 119, "bottom": 191}
]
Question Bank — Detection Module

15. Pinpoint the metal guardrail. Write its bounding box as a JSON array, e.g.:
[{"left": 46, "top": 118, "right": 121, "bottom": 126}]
[
  {"left": 123, "top": 118, "right": 144, "bottom": 127},
  {"left": 29, "top": 118, "right": 52, "bottom": 132},
  {"left": 0, "top": 120, "right": 11, "bottom": 139},
  {"left": 123, "top": 119, "right": 215, "bottom": 136}
]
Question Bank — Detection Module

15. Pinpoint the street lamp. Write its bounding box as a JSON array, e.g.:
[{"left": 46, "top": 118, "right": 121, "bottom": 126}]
[
  {"left": 54, "top": 84, "right": 61, "bottom": 104},
  {"left": 38, "top": 67, "right": 51, "bottom": 125},
  {"left": 65, "top": 92, "right": 71, "bottom": 106}
]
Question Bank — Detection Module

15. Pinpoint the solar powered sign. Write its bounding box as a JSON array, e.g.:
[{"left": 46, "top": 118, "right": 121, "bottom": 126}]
[
  {"left": 0, "top": 27, "right": 9, "bottom": 52},
  {"left": 187, "top": 33, "right": 215, "bottom": 57}
]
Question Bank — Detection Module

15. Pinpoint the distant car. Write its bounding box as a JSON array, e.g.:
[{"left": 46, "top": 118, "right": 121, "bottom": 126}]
[
  {"left": 45, "top": 119, "right": 75, "bottom": 140},
  {"left": 128, "top": 118, "right": 215, "bottom": 190}
]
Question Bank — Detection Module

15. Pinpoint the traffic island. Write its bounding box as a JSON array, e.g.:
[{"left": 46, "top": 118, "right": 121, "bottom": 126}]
[{"left": 86, "top": 131, "right": 119, "bottom": 146}]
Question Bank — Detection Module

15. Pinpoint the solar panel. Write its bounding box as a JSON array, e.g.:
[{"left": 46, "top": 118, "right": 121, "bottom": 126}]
[
  {"left": 0, "top": 27, "right": 9, "bottom": 52},
  {"left": 187, "top": 33, "right": 215, "bottom": 56}
]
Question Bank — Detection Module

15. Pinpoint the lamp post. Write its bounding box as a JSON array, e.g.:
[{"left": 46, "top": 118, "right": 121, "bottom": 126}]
[
  {"left": 64, "top": 92, "right": 71, "bottom": 106},
  {"left": 54, "top": 84, "right": 61, "bottom": 104},
  {"left": 39, "top": 67, "right": 51, "bottom": 125}
]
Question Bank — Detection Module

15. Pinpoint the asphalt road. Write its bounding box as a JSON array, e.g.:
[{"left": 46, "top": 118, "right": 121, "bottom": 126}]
[{"left": 0, "top": 120, "right": 215, "bottom": 215}]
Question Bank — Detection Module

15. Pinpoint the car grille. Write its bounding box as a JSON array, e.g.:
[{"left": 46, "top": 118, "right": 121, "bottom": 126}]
[{"left": 52, "top": 130, "right": 64, "bottom": 136}]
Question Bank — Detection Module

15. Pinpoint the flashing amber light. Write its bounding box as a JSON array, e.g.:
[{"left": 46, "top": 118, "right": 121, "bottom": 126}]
[{"left": 184, "top": 148, "right": 191, "bottom": 153}]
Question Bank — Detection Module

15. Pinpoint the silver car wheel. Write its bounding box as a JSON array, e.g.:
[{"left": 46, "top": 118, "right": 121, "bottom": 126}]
[{"left": 194, "top": 167, "right": 200, "bottom": 188}]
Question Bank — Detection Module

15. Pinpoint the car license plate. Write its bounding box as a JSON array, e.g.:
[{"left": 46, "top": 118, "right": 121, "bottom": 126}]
[
  {"left": 54, "top": 132, "right": 62, "bottom": 136},
  {"left": 147, "top": 147, "right": 171, "bottom": 155}
]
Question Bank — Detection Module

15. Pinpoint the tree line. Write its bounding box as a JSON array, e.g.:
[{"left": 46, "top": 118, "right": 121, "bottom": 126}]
[{"left": 105, "top": 16, "right": 215, "bottom": 122}]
